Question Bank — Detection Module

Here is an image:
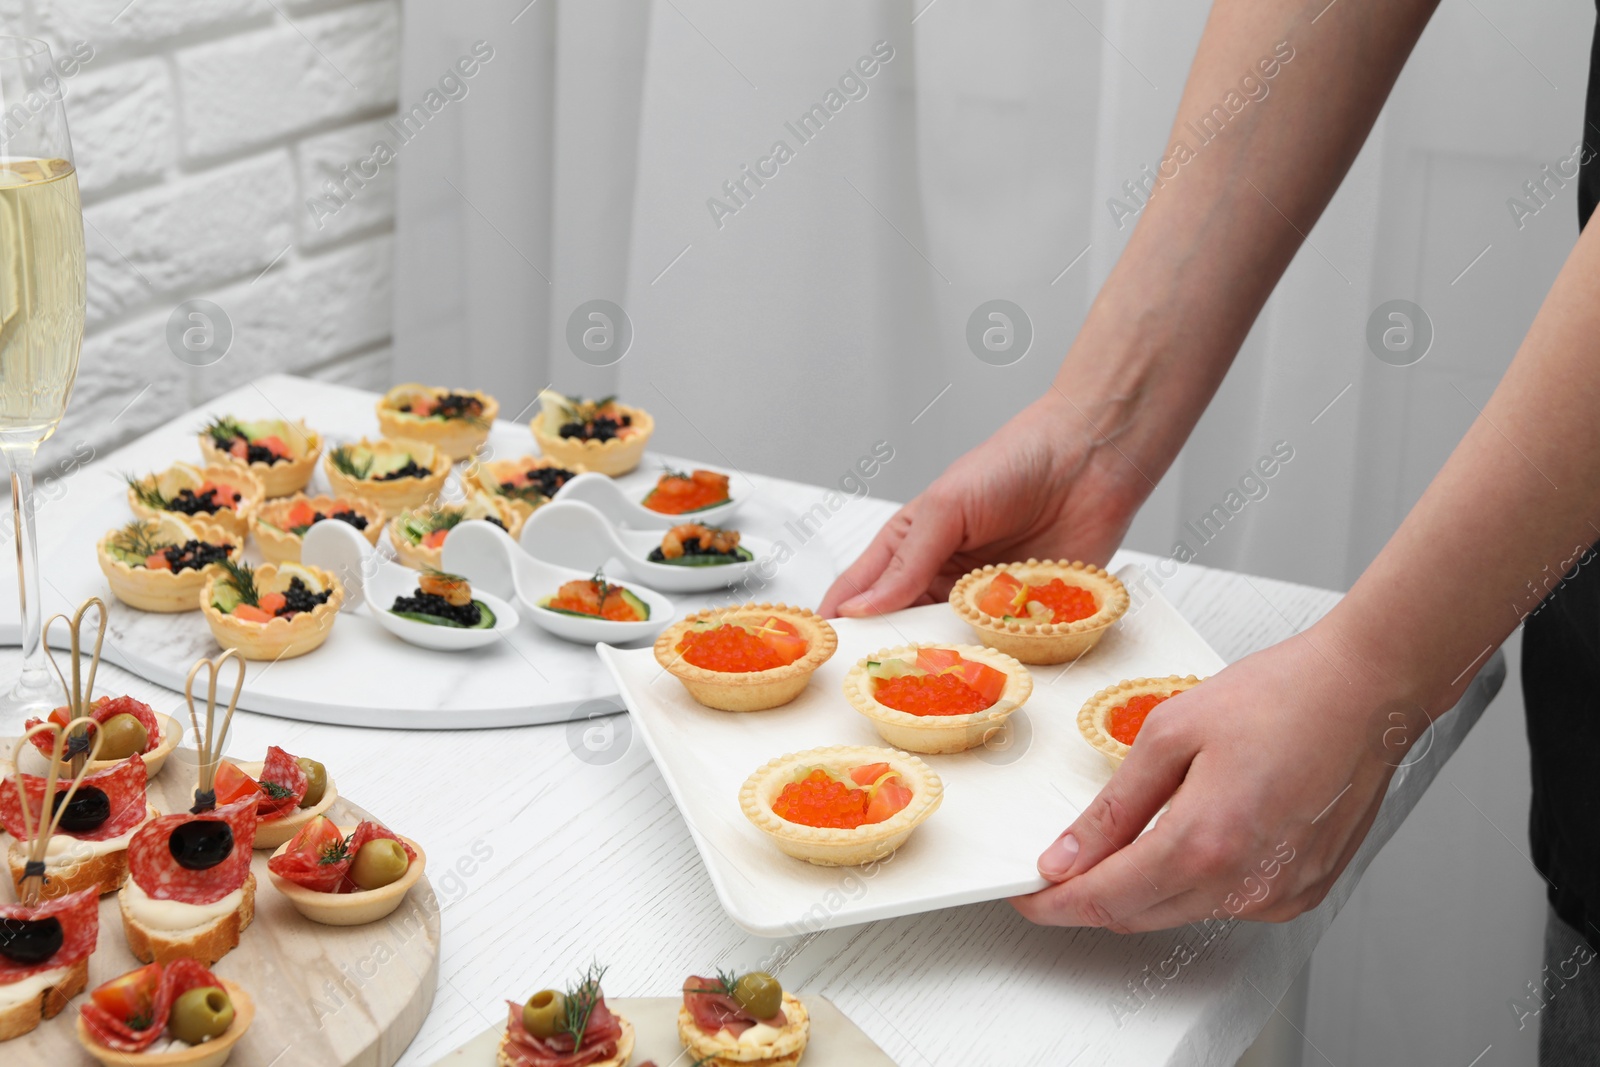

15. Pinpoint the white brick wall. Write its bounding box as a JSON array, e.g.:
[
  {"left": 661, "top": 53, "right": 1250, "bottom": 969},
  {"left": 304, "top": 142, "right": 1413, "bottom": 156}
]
[{"left": 11, "top": 0, "right": 401, "bottom": 467}]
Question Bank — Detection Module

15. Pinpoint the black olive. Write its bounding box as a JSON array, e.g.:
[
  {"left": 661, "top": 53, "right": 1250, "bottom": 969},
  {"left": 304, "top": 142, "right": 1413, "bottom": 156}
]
[
  {"left": 168, "top": 820, "right": 234, "bottom": 871},
  {"left": 0, "top": 917, "right": 63, "bottom": 965},
  {"left": 52, "top": 785, "right": 110, "bottom": 833}
]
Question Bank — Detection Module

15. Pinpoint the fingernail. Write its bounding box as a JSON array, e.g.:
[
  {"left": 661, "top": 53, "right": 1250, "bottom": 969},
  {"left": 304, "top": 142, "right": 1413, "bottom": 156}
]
[
  {"left": 1039, "top": 832, "right": 1079, "bottom": 880},
  {"left": 837, "top": 595, "right": 871, "bottom": 616}
]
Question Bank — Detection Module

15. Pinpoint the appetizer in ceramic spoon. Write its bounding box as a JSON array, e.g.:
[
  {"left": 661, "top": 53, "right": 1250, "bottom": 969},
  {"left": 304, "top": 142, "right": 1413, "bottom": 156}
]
[
  {"left": 391, "top": 569, "right": 499, "bottom": 630},
  {"left": 538, "top": 569, "right": 651, "bottom": 623},
  {"left": 375, "top": 383, "right": 498, "bottom": 460},
  {"left": 530, "top": 389, "right": 653, "bottom": 476},
  {"left": 642, "top": 467, "right": 731, "bottom": 516},
  {"left": 197, "top": 415, "right": 321, "bottom": 498},
  {"left": 649, "top": 523, "right": 752, "bottom": 567}
]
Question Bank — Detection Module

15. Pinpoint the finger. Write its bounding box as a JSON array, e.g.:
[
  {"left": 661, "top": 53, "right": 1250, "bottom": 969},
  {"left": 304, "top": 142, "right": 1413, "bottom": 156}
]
[
  {"left": 1037, "top": 718, "right": 1196, "bottom": 882},
  {"left": 1012, "top": 830, "right": 1180, "bottom": 930},
  {"left": 817, "top": 512, "right": 908, "bottom": 617},
  {"left": 835, "top": 497, "right": 965, "bottom": 617}
]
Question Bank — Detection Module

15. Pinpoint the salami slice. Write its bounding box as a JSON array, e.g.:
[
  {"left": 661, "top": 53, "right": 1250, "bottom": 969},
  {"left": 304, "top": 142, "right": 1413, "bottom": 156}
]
[
  {"left": 0, "top": 755, "right": 149, "bottom": 843},
  {"left": 0, "top": 886, "right": 98, "bottom": 982},
  {"left": 255, "top": 745, "right": 308, "bottom": 820},
  {"left": 267, "top": 820, "right": 416, "bottom": 894},
  {"left": 127, "top": 796, "right": 257, "bottom": 905},
  {"left": 500, "top": 997, "right": 623, "bottom": 1067},
  {"left": 79, "top": 958, "right": 221, "bottom": 1053},
  {"left": 25, "top": 695, "right": 161, "bottom": 757}
]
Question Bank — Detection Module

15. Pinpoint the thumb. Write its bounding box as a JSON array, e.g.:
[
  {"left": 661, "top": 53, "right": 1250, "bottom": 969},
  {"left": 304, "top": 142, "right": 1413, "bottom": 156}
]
[
  {"left": 835, "top": 496, "right": 965, "bottom": 617},
  {"left": 1038, "top": 720, "right": 1195, "bottom": 881}
]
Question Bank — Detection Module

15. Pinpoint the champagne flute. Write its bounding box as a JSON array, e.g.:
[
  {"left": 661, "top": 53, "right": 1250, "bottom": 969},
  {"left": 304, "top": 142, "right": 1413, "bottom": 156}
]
[{"left": 0, "top": 37, "right": 87, "bottom": 718}]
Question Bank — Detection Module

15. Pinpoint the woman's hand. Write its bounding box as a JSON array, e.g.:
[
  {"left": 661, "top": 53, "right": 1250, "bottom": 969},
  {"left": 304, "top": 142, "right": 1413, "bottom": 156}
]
[
  {"left": 818, "top": 391, "right": 1149, "bottom": 618},
  {"left": 1012, "top": 621, "right": 1420, "bottom": 931}
]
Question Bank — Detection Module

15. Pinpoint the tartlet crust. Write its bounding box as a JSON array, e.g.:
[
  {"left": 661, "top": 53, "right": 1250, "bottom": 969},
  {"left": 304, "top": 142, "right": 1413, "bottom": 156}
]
[
  {"left": 654, "top": 604, "right": 837, "bottom": 712},
  {"left": 199, "top": 563, "right": 344, "bottom": 661},
  {"left": 740, "top": 745, "right": 942, "bottom": 866},
  {"left": 322, "top": 436, "right": 450, "bottom": 512},
  {"left": 678, "top": 991, "right": 810, "bottom": 1065},
  {"left": 375, "top": 383, "right": 499, "bottom": 461},
  {"left": 96, "top": 518, "right": 243, "bottom": 613},
  {"left": 252, "top": 493, "right": 386, "bottom": 564},
  {"left": 196, "top": 419, "right": 322, "bottom": 498},
  {"left": 266, "top": 830, "right": 426, "bottom": 926},
  {"left": 387, "top": 495, "right": 524, "bottom": 571},
  {"left": 127, "top": 465, "right": 265, "bottom": 540},
  {"left": 843, "top": 643, "right": 1033, "bottom": 754},
  {"left": 496, "top": 1016, "right": 634, "bottom": 1067},
  {"left": 25, "top": 713, "right": 182, "bottom": 781},
  {"left": 0, "top": 956, "right": 87, "bottom": 1041},
  {"left": 76, "top": 978, "right": 254, "bottom": 1067},
  {"left": 462, "top": 455, "right": 586, "bottom": 520},
  {"left": 531, "top": 403, "right": 654, "bottom": 477},
  {"left": 948, "top": 559, "right": 1129, "bottom": 664},
  {"left": 1077, "top": 675, "right": 1203, "bottom": 768},
  {"left": 231, "top": 759, "right": 339, "bottom": 850}
]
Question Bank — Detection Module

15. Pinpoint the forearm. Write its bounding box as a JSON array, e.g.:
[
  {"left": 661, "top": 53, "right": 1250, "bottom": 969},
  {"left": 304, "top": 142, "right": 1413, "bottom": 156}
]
[
  {"left": 1324, "top": 222, "right": 1600, "bottom": 719},
  {"left": 1058, "top": 0, "right": 1440, "bottom": 490}
]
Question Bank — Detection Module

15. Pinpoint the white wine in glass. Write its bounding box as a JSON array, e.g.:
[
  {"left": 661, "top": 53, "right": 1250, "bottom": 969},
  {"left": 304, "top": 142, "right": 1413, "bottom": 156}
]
[{"left": 0, "top": 38, "right": 87, "bottom": 718}]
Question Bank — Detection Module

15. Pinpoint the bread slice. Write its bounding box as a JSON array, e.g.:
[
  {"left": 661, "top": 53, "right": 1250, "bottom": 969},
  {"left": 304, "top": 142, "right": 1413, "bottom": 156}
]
[
  {"left": 0, "top": 956, "right": 87, "bottom": 1041},
  {"left": 119, "top": 872, "right": 256, "bottom": 967},
  {"left": 7, "top": 839, "right": 130, "bottom": 899},
  {"left": 496, "top": 1017, "right": 634, "bottom": 1067}
]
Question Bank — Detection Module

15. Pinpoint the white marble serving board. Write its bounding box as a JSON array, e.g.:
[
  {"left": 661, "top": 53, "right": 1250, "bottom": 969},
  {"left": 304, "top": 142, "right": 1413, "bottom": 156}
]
[
  {"left": 12, "top": 377, "right": 837, "bottom": 730},
  {"left": 598, "top": 568, "right": 1228, "bottom": 936},
  {"left": 432, "top": 996, "right": 893, "bottom": 1065}
]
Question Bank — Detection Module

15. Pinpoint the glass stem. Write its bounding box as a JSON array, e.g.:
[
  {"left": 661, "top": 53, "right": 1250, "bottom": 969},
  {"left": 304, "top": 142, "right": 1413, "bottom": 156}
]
[{"left": 7, "top": 447, "right": 51, "bottom": 700}]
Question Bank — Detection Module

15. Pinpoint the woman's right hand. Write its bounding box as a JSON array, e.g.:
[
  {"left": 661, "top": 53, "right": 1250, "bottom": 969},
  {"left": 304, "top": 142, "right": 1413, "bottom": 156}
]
[{"left": 818, "top": 390, "right": 1151, "bottom": 617}]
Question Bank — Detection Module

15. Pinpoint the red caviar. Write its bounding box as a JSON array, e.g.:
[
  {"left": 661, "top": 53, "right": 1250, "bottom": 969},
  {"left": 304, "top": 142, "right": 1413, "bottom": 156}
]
[
  {"left": 1108, "top": 691, "right": 1180, "bottom": 746},
  {"left": 977, "top": 573, "right": 1097, "bottom": 623},
  {"left": 771, "top": 768, "right": 912, "bottom": 828},
  {"left": 677, "top": 618, "right": 806, "bottom": 673},
  {"left": 644, "top": 469, "right": 730, "bottom": 515},
  {"left": 547, "top": 578, "right": 645, "bottom": 621},
  {"left": 875, "top": 673, "right": 992, "bottom": 716}
]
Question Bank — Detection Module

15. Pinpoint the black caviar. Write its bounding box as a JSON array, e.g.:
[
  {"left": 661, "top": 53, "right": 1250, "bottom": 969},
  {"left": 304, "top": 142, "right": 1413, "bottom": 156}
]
[
  {"left": 374, "top": 460, "right": 431, "bottom": 481},
  {"left": 166, "top": 486, "right": 240, "bottom": 515},
  {"left": 647, "top": 536, "right": 745, "bottom": 563},
  {"left": 559, "top": 412, "right": 632, "bottom": 442},
  {"left": 291, "top": 509, "right": 368, "bottom": 536},
  {"left": 278, "top": 577, "right": 332, "bottom": 617},
  {"left": 503, "top": 466, "right": 575, "bottom": 500},
  {"left": 163, "top": 540, "right": 233, "bottom": 573},
  {"left": 391, "top": 590, "right": 483, "bottom": 627}
]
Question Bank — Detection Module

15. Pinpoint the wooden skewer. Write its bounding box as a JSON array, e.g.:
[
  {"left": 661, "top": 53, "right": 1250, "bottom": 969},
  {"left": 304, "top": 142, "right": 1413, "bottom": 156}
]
[
  {"left": 42, "top": 597, "right": 109, "bottom": 776},
  {"left": 9, "top": 718, "right": 104, "bottom": 906},
  {"left": 184, "top": 649, "right": 245, "bottom": 813}
]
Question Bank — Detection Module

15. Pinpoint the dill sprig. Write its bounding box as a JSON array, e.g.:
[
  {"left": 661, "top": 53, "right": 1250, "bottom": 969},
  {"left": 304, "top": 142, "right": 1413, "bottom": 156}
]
[
  {"left": 658, "top": 465, "right": 691, "bottom": 481},
  {"left": 558, "top": 395, "right": 616, "bottom": 425},
  {"left": 218, "top": 558, "right": 260, "bottom": 607},
  {"left": 683, "top": 969, "right": 740, "bottom": 997},
  {"left": 589, "top": 567, "right": 613, "bottom": 606},
  {"left": 124, "top": 473, "right": 169, "bottom": 511},
  {"left": 329, "top": 445, "right": 372, "bottom": 480},
  {"left": 109, "top": 520, "right": 168, "bottom": 559},
  {"left": 560, "top": 962, "right": 608, "bottom": 1051},
  {"left": 202, "top": 416, "right": 248, "bottom": 448}
]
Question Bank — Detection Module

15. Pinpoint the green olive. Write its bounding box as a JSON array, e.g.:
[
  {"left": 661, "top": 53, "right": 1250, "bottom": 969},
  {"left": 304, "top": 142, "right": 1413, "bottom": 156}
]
[
  {"left": 296, "top": 757, "right": 327, "bottom": 808},
  {"left": 349, "top": 838, "right": 409, "bottom": 891},
  {"left": 95, "top": 714, "right": 147, "bottom": 761},
  {"left": 521, "top": 989, "right": 566, "bottom": 1038},
  {"left": 169, "top": 986, "right": 234, "bottom": 1045},
  {"left": 733, "top": 971, "right": 782, "bottom": 1019}
]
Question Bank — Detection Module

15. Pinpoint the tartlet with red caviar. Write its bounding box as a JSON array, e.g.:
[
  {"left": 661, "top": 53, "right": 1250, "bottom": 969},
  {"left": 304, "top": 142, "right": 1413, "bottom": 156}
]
[
  {"left": 842, "top": 643, "right": 1032, "bottom": 754},
  {"left": 741, "top": 745, "right": 941, "bottom": 866},
  {"left": 654, "top": 605, "right": 836, "bottom": 712},
  {"left": 1077, "top": 675, "right": 1202, "bottom": 768},
  {"left": 949, "top": 559, "right": 1129, "bottom": 664}
]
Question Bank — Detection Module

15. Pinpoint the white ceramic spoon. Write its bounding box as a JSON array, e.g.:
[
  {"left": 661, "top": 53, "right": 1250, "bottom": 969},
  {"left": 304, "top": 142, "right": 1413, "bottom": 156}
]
[
  {"left": 518, "top": 500, "right": 767, "bottom": 594},
  {"left": 440, "top": 520, "right": 673, "bottom": 645},
  {"left": 552, "top": 470, "right": 742, "bottom": 528},
  {"left": 301, "top": 520, "right": 519, "bottom": 651}
]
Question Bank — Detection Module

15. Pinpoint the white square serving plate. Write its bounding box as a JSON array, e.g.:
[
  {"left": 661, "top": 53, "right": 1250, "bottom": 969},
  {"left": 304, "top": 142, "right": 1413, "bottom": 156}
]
[{"left": 597, "top": 566, "right": 1226, "bottom": 935}]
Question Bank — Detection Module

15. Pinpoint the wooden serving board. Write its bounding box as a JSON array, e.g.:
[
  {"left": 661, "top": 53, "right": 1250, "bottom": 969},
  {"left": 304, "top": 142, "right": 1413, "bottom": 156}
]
[
  {"left": 432, "top": 996, "right": 893, "bottom": 1065},
  {"left": 5, "top": 751, "right": 440, "bottom": 1066}
]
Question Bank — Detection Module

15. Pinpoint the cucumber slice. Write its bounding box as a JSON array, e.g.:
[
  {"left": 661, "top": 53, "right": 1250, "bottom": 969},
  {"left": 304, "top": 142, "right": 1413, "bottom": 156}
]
[
  {"left": 866, "top": 658, "right": 919, "bottom": 681},
  {"left": 392, "top": 601, "right": 496, "bottom": 629},
  {"left": 618, "top": 588, "right": 650, "bottom": 621},
  {"left": 106, "top": 544, "right": 147, "bottom": 567},
  {"left": 656, "top": 547, "right": 754, "bottom": 567},
  {"left": 211, "top": 582, "right": 242, "bottom": 614},
  {"left": 640, "top": 490, "right": 730, "bottom": 514},
  {"left": 536, "top": 594, "right": 649, "bottom": 622}
]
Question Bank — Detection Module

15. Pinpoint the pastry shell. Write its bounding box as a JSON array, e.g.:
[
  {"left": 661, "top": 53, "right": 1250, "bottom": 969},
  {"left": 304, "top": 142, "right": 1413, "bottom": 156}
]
[
  {"left": 199, "top": 563, "right": 344, "bottom": 661},
  {"left": 232, "top": 759, "right": 338, "bottom": 850},
  {"left": 843, "top": 643, "right": 1033, "bottom": 754},
  {"left": 252, "top": 494, "right": 385, "bottom": 564},
  {"left": 948, "top": 559, "right": 1129, "bottom": 664},
  {"left": 387, "top": 495, "right": 524, "bottom": 571},
  {"left": 654, "top": 604, "right": 836, "bottom": 712},
  {"left": 323, "top": 437, "right": 450, "bottom": 512},
  {"left": 196, "top": 419, "right": 322, "bottom": 498},
  {"left": 266, "top": 830, "right": 426, "bottom": 926},
  {"left": 375, "top": 383, "right": 499, "bottom": 461},
  {"left": 96, "top": 518, "right": 243, "bottom": 613},
  {"left": 76, "top": 978, "right": 254, "bottom": 1067},
  {"left": 24, "top": 713, "right": 183, "bottom": 781},
  {"left": 741, "top": 745, "right": 942, "bottom": 866},
  {"left": 127, "top": 466, "right": 265, "bottom": 540},
  {"left": 1077, "top": 675, "right": 1203, "bottom": 768},
  {"left": 462, "top": 455, "right": 586, "bottom": 520},
  {"left": 532, "top": 403, "right": 654, "bottom": 477},
  {"left": 678, "top": 991, "right": 810, "bottom": 1065}
]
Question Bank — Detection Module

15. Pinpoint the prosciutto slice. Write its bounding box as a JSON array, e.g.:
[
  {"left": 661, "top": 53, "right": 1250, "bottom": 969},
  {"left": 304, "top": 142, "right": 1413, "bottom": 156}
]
[
  {"left": 255, "top": 746, "right": 309, "bottom": 821},
  {"left": 79, "top": 958, "right": 222, "bottom": 1053},
  {"left": 682, "top": 976, "right": 787, "bottom": 1037},
  {"left": 127, "top": 796, "right": 257, "bottom": 905},
  {"left": 267, "top": 821, "right": 415, "bottom": 894},
  {"left": 0, "top": 755, "right": 149, "bottom": 842},
  {"left": 0, "top": 886, "right": 98, "bottom": 983},
  {"left": 26, "top": 695, "right": 161, "bottom": 757},
  {"left": 499, "top": 996, "right": 623, "bottom": 1067}
]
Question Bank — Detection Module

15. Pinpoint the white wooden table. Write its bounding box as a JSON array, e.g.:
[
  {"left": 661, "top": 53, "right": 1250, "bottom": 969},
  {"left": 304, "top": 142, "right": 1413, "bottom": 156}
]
[{"left": 0, "top": 415, "right": 1503, "bottom": 1066}]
